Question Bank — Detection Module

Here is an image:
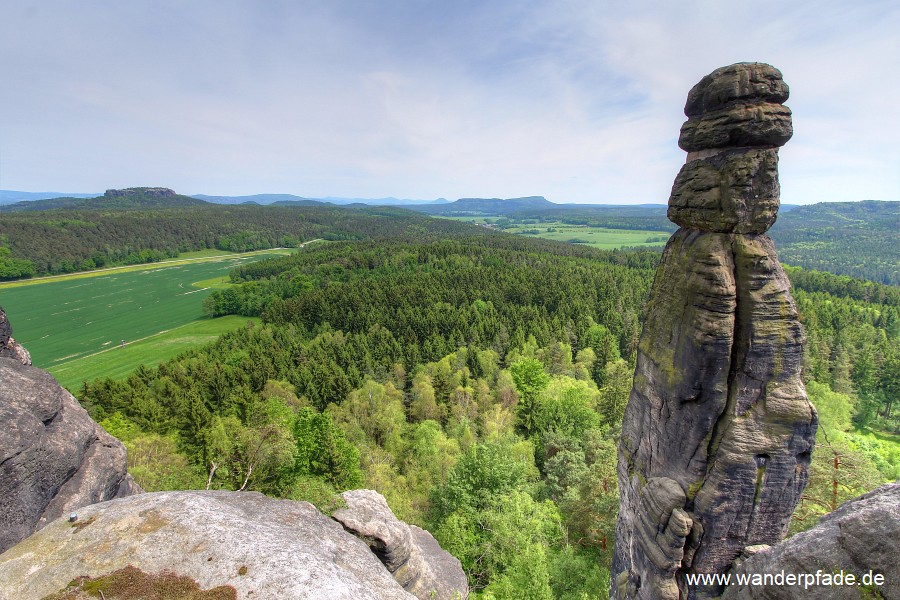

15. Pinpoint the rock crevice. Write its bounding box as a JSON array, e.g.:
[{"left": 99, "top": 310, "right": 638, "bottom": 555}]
[
  {"left": 612, "top": 63, "right": 817, "bottom": 600},
  {"left": 332, "top": 490, "right": 469, "bottom": 600}
]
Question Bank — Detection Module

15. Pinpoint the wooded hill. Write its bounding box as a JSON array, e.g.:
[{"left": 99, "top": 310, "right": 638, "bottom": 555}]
[
  {"left": 409, "top": 196, "right": 557, "bottom": 215},
  {"left": 455, "top": 200, "right": 899, "bottom": 285},
  {"left": 1, "top": 189, "right": 895, "bottom": 285},
  {"left": 0, "top": 196, "right": 483, "bottom": 279},
  {"left": 0, "top": 187, "right": 208, "bottom": 212},
  {"left": 769, "top": 200, "right": 899, "bottom": 285}
]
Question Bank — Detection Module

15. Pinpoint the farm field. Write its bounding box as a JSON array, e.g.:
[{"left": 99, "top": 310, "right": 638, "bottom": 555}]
[
  {"left": 0, "top": 247, "right": 294, "bottom": 289},
  {"left": 48, "top": 315, "right": 259, "bottom": 392},
  {"left": 440, "top": 217, "right": 670, "bottom": 249},
  {"left": 507, "top": 223, "right": 670, "bottom": 249},
  {"left": 0, "top": 248, "right": 293, "bottom": 370}
]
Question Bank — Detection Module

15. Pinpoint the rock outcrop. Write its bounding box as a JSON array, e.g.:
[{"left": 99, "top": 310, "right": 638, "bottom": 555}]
[
  {"left": 0, "top": 490, "right": 445, "bottom": 600},
  {"left": 333, "top": 489, "right": 468, "bottom": 600},
  {"left": 612, "top": 63, "right": 818, "bottom": 600},
  {"left": 0, "top": 356, "right": 141, "bottom": 554},
  {"left": 722, "top": 481, "right": 900, "bottom": 600},
  {"left": 0, "top": 306, "right": 31, "bottom": 365},
  {"left": 104, "top": 186, "right": 177, "bottom": 198}
]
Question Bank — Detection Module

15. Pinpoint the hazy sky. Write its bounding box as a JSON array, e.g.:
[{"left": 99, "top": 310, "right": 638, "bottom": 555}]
[{"left": 1, "top": 0, "right": 897, "bottom": 204}]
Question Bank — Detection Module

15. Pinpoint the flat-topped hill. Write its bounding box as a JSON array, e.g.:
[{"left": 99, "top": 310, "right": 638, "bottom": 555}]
[{"left": 0, "top": 187, "right": 210, "bottom": 212}]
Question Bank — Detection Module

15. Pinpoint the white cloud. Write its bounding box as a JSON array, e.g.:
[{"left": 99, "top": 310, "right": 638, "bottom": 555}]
[{"left": 0, "top": 0, "right": 897, "bottom": 203}]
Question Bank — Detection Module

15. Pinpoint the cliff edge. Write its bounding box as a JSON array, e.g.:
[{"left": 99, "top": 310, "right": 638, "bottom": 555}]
[{"left": 0, "top": 306, "right": 141, "bottom": 555}]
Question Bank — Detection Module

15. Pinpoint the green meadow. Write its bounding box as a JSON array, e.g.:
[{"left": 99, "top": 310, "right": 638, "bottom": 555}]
[
  {"left": 48, "top": 315, "right": 259, "bottom": 392},
  {"left": 507, "top": 223, "right": 670, "bottom": 249},
  {"left": 441, "top": 217, "right": 670, "bottom": 250},
  {"left": 0, "top": 249, "right": 292, "bottom": 387}
]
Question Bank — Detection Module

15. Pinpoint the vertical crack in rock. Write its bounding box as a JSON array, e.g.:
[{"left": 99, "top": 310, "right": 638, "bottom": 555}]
[
  {"left": 612, "top": 63, "right": 818, "bottom": 600},
  {"left": 703, "top": 242, "right": 741, "bottom": 483}
]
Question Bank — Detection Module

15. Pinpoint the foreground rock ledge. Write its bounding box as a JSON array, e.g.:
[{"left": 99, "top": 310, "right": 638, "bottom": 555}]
[
  {"left": 722, "top": 481, "right": 900, "bottom": 600},
  {"left": 0, "top": 491, "right": 420, "bottom": 600}
]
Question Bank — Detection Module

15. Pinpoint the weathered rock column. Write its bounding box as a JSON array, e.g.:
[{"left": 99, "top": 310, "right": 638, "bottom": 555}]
[{"left": 612, "top": 63, "right": 818, "bottom": 600}]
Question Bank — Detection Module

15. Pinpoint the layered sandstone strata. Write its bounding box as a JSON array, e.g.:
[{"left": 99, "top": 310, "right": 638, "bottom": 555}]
[{"left": 612, "top": 63, "right": 818, "bottom": 600}]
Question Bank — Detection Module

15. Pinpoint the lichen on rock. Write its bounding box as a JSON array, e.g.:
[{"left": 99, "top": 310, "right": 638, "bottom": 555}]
[{"left": 612, "top": 63, "right": 817, "bottom": 600}]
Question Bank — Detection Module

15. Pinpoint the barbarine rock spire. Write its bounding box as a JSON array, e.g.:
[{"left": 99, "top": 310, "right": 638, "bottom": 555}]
[{"left": 611, "top": 63, "right": 818, "bottom": 600}]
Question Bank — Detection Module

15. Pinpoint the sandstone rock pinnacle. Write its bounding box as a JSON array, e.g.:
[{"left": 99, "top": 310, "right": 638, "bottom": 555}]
[{"left": 612, "top": 63, "right": 817, "bottom": 600}]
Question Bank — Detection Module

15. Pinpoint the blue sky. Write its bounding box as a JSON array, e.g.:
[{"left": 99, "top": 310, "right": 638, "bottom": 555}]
[{"left": 1, "top": 0, "right": 897, "bottom": 204}]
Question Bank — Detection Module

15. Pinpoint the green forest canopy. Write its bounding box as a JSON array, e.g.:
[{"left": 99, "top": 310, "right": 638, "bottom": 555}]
[
  {"left": 1, "top": 199, "right": 896, "bottom": 285},
  {"left": 76, "top": 233, "right": 900, "bottom": 599}
]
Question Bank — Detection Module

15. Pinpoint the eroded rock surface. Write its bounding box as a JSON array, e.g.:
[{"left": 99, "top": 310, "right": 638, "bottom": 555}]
[
  {"left": 612, "top": 63, "right": 817, "bottom": 600},
  {"left": 333, "top": 489, "right": 468, "bottom": 600},
  {"left": 0, "top": 306, "right": 31, "bottom": 365},
  {"left": 0, "top": 491, "right": 417, "bottom": 600},
  {"left": 722, "top": 482, "right": 900, "bottom": 600},
  {"left": 0, "top": 358, "right": 140, "bottom": 554},
  {"left": 679, "top": 63, "right": 792, "bottom": 152}
]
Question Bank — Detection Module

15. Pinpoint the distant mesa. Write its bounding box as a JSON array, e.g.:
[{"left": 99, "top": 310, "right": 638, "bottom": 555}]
[
  {"left": 0, "top": 187, "right": 209, "bottom": 211},
  {"left": 104, "top": 186, "right": 177, "bottom": 198}
]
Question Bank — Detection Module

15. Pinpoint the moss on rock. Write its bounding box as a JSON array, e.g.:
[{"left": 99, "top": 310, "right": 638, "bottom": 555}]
[{"left": 42, "top": 565, "right": 237, "bottom": 600}]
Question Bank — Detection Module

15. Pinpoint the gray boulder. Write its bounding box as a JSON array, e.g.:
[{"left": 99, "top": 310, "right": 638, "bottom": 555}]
[
  {"left": 0, "top": 490, "right": 418, "bottom": 600},
  {"left": 723, "top": 482, "right": 900, "bottom": 600},
  {"left": 333, "top": 489, "right": 468, "bottom": 600},
  {"left": 0, "top": 358, "right": 140, "bottom": 554}
]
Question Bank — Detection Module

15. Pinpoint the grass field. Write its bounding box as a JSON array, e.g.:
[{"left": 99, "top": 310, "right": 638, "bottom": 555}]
[
  {"left": 49, "top": 315, "right": 260, "bottom": 392},
  {"left": 508, "top": 223, "right": 670, "bottom": 250},
  {"left": 441, "top": 217, "right": 670, "bottom": 250},
  {"left": 0, "top": 249, "right": 293, "bottom": 371},
  {"left": 0, "top": 247, "right": 294, "bottom": 289}
]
